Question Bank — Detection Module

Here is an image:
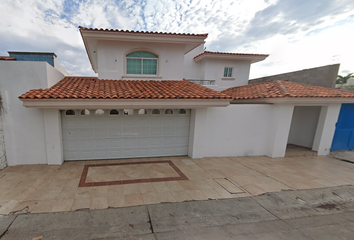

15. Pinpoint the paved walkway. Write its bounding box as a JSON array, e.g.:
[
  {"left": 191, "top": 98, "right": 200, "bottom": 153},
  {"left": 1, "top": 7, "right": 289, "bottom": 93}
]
[
  {"left": 1, "top": 155, "right": 354, "bottom": 215},
  {"left": 1, "top": 185, "right": 354, "bottom": 239}
]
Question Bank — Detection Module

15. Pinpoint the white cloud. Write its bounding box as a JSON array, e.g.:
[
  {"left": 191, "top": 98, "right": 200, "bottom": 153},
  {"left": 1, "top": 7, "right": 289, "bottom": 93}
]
[{"left": 0, "top": 0, "right": 353, "bottom": 78}]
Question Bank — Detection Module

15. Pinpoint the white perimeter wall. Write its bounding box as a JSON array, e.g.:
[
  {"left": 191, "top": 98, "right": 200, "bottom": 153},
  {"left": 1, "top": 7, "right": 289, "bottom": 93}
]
[
  {"left": 188, "top": 103, "right": 340, "bottom": 159},
  {"left": 205, "top": 105, "right": 272, "bottom": 156},
  {"left": 0, "top": 61, "right": 64, "bottom": 166},
  {"left": 188, "top": 105, "right": 274, "bottom": 158},
  {"left": 97, "top": 40, "right": 185, "bottom": 80},
  {"left": 288, "top": 106, "right": 321, "bottom": 148}
]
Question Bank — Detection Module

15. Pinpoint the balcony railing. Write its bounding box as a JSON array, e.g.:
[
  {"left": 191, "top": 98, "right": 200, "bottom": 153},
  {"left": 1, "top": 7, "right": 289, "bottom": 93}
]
[{"left": 187, "top": 79, "right": 216, "bottom": 85}]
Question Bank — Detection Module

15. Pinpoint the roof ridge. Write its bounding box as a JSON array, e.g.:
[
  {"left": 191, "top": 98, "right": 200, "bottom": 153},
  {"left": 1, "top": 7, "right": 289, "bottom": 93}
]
[{"left": 276, "top": 81, "right": 291, "bottom": 97}]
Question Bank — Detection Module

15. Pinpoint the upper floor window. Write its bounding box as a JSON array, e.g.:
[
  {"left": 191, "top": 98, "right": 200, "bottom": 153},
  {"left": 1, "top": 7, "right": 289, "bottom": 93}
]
[
  {"left": 223, "top": 67, "right": 233, "bottom": 78},
  {"left": 126, "top": 51, "right": 158, "bottom": 75}
]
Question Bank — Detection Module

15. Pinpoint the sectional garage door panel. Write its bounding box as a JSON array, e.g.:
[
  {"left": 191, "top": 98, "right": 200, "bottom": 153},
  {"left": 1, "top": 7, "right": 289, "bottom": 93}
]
[{"left": 61, "top": 109, "right": 190, "bottom": 160}]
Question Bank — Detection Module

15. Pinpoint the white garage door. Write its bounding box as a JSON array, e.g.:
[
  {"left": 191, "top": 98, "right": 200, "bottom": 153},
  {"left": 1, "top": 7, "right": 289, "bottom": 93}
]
[{"left": 61, "top": 109, "right": 190, "bottom": 161}]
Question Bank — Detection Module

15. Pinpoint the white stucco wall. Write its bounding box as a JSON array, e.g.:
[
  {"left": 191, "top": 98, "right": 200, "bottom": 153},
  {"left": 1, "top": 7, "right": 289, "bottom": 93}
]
[
  {"left": 312, "top": 104, "right": 341, "bottom": 155},
  {"left": 205, "top": 105, "right": 273, "bottom": 157},
  {"left": 0, "top": 110, "right": 6, "bottom": 169},
  {"left": 44, "top": 109, "right": 63, "bottom": 165},
  {"left": 97, "top": 40, "right": 186, "bottom": 80},
  {"left": 187, "top": 103, "right": 341, "bottom": 159},
  {"left": 0, "top": 61, "right": 64, "bottom": 166},
  {"left": 288, "top": 106, "right": 321, "bottom": 148},
  {"left": 203, "top": 59, "right": 251, "bottom": 90},
  {"left": 53, "top": 58, "right": 70, "bottom": 76},
  {"left": 188, "top": 105, "right": 274, "bottom": 158},
  {"left": 183, "top": 45, "right": 204, "bottom": 80}
]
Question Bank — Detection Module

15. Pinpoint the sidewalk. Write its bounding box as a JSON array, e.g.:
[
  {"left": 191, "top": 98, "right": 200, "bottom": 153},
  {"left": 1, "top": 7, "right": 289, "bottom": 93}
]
[
  {"left": 2, "top": 155, "right": 354, "bottom": 215},
  {"left": 1, "top": 185, "right": 354, "bottom": 239}
]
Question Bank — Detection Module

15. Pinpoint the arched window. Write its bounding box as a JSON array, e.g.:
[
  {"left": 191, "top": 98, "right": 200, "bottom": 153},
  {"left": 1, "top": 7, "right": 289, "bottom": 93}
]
[
  {"left": 165, "top": 109, "right": 173, "bottom": 114},
  {"left": 66, "top": 110, "right": 75, "bottom": 116},
  {"left": 81, "top": 109, "right": 90, "bottom": 116},
  {"left": 138, "top": 109, "right": 147, "bottom": 115},
  {"left": 178, "top": 109, "right": 187, "bottom": 114},
  {"left": 110, "top": 109, "right": 119, "bottom": 115},
  {"left": 123, "top": 109, "right": 134, "bottom": 115},
  {"left": 95, "top": 109, "right": 105, "bottom": 115},
  {"left": 126, "top": 51, "right": 158, "bottom": 75},
  {"left": 152, "top": 109, "right": 160, "bottom": 115}
]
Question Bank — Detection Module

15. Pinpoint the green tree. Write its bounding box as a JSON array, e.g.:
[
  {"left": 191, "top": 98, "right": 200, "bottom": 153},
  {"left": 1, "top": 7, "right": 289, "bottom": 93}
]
[{"left": 336, "top": 73, "right": 353, "bottom": 84}]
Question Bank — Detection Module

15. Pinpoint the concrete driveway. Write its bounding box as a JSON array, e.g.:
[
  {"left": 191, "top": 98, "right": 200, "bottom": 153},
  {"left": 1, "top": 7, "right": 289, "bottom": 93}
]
[{"left": 1, "top": 155, "right": 354, "bottom": 215}]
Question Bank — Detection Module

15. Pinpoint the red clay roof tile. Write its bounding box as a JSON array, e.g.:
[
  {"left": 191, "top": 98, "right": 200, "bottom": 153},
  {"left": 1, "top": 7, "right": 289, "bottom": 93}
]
[
  {"left": 79, "top": 26, "right": 208, "bottom": 37},
  {"left": 222, "top": 81, "right": 354, "bottom": 100},
  {"left": 19, "top": 77, "right": 231, "bottom": 100},
  {"left": 0, "top": 56, "right": 16, "bottom": 60}
]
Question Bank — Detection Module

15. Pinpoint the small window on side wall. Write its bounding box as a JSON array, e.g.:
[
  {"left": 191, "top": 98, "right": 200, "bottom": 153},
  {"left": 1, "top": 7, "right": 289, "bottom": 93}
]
[
  {"left": 139, "top": 109, "right": 147, "bottom": 115},
  {"left": 223, "top": 67, "right": 233, "bottom": 78},
  {"left": 66, "top": 110, "right": 75, "bottom": 116},
  {"left": 178, "top": 109, "right": 187, "bottom": 114},
  {"left": 152, "top": 109, "right": 160, "bottom": 115},
  {"left": 95, "top": 109, "right": 105, "bottom": 115},
  {"left": 81, "top": 109, "right": 90, "bottom": 116},
  {"left": 110, "top": 109, "right": 119, "bottom": 115},
  {"left": 165, "top": 109, "right": 173, "bottom": 114}
]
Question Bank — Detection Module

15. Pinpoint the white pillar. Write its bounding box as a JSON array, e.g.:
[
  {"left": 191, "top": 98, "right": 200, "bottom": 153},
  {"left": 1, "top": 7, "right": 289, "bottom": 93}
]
[
  {"left": 188, "top": 108, "right": 208, "bottom": 159},
  {"left": 312, "top": 104, "right": 341, "bottom": 155},
  {"left": 43, "top": 109, "right": 64, "bottom": 165},
  {"left": 267, "top": 104, "right": 294, "bottom": 158}
]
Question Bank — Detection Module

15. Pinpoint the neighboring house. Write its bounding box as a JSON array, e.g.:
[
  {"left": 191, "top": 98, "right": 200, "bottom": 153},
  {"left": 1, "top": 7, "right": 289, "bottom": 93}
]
[
  {"left": 249, "top": 64, "right": 340, "bottom": 88},
  {"left": 2, "top": 27, "right": 354, "bottom": 166}
]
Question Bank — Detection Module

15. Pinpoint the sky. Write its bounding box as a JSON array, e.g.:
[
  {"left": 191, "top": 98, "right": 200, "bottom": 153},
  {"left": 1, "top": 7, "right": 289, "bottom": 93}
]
[{"left": 0, "top": 0, "right": 353, "bottom": 79}]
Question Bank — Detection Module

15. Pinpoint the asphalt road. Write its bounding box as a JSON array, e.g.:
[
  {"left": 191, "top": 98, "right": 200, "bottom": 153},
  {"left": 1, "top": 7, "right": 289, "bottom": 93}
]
[{"left": 1, "top": 185, "right": 354, "bottom": 239}]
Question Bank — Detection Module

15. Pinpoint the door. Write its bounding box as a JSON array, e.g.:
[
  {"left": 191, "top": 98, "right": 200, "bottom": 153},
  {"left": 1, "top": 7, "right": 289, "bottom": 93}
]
[
  {"left": 61, "top": 109, "right": 190, "bottom": 160},
  {"left": 331, "top": 104, "right": 354, "bottom": 151}
]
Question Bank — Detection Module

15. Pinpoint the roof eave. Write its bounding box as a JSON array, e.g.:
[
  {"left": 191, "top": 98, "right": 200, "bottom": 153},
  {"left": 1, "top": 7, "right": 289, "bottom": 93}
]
[
  {"left": 230, "top": 97, "right": 354, "bottom": 105},
  {"left": 79, "top": 28, "right": 97, "bottom": 73},
  {"left": 193, "top": 54, "right": 268, "bottom": 63},
  {"left": 20, "top": 98, "right": 231, "bottom": 109},
  {"left": 80, "top": 29, "right": 207, "bottom": 55}
]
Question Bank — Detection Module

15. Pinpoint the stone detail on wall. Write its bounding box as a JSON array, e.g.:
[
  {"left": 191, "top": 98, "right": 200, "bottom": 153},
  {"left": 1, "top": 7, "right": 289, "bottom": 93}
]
[
  {"left": 249, "top": 64, "right": 340, "bottom": 88},
  {"left": 0, "top": 109, "right": 7, "bottom": 170}
]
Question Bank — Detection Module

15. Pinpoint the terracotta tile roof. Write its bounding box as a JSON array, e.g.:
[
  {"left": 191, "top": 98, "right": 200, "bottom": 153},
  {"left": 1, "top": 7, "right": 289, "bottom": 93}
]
[
  {"left": 194, "top": 51, "right": 269, "bottom": 59},
  {"left": 79, "top": 26, "right": 208, "bottom": 37},
  {"left": 222, "top": 80, "right": 354, "bottom": 100},
  {"left": 20, "top": 77, "right": 231, "bottom": 100},
  {"left": 0, "top": 56, "right": 16, "bottom": 60}
]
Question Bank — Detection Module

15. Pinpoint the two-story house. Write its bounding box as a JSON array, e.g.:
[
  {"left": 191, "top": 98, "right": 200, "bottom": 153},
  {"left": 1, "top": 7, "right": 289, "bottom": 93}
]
[{"left": 2, "top": 27, "right": 354, "bottom": 166}]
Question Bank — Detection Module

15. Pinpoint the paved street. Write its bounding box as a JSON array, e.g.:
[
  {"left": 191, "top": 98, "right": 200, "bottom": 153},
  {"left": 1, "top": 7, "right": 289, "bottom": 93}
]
[{"left": 1, "top": 185, "right": 354, "bottom": 239}]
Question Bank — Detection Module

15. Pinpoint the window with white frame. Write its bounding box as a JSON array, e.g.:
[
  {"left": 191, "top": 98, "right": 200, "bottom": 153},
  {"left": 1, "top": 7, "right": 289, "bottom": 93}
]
[
  {"left": 223, "top": 67, "right": 233, "bottom": 78},
  {"left": 126, "top": 51, "right": 158, "bottom": 75}
]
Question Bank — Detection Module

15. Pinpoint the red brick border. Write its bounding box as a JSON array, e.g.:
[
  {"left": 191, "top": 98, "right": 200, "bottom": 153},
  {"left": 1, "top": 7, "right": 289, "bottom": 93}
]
[{"left": 78, "top": 160, "right": 188, "bottom": 187}]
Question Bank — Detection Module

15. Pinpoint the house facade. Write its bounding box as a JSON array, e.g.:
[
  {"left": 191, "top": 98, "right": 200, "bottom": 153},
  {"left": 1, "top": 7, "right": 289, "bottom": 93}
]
[{"left": 2, "top": 27, "right": 354, "bottom": 166}]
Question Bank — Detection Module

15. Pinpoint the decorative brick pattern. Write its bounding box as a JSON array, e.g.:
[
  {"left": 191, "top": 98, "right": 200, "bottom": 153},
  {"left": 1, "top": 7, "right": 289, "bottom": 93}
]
[
  {"left": 78, "top": 160, "right": 188, "bottom": 187},
  {"left": 222, "top": 80, "right": 354, "bottom": 100},
  {"left": 19, "top": 77, "right": 231, "bottom": 100}
]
